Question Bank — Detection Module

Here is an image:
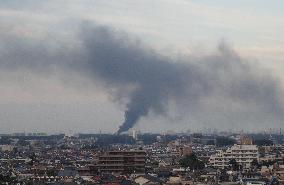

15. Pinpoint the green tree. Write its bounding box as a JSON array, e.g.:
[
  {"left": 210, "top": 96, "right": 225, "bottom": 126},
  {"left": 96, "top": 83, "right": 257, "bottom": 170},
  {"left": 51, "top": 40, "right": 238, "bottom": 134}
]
[
  {"left": 179, "top": 153, "right": 205, "bottom": 170},
  {"left": 216, "top": 137, "right": 236, "bottom": 147},
  {"left": 251, "top": 159, "right": 259, "bottom": 169},
  {"left": 228, "top": 159, "right": 239, "bottom": 171}
]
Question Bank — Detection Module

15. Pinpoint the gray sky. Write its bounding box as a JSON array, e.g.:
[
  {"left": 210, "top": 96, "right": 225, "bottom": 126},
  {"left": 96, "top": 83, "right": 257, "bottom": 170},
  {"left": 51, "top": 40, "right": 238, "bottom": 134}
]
[{"left": 1, "top": 0, "right": 284, "bottom": 134}]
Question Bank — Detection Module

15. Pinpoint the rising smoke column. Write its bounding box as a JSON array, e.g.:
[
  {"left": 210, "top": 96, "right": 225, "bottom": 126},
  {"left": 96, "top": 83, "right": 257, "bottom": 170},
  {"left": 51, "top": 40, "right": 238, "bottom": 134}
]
[
  {"left": 81, "top": 26, "right": 203, "bottom": 134},
  {"left": 1, "top": 24, "right": 284, "bottom": 132},
  {"left": 81, "top": 26, "right": 284, "bottom": 134}
]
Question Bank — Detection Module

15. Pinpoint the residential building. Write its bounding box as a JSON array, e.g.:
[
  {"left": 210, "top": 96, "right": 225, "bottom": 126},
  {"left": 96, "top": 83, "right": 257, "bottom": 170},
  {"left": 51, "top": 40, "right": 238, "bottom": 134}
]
[
  {"left": 240, "top": 136, "right": 253, "bottom": 145},
  {"left": 97, "top": 150, "right": 146, "bottom": 174},
  {"left": 209, "top": 144, "right": 259, "bottom": 169}
]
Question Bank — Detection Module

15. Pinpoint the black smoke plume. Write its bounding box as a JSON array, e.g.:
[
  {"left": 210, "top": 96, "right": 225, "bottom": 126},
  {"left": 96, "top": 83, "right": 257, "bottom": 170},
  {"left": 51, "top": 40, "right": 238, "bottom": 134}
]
[
  {"left": 1, "top": 24, "right": 283, "bottom": 133},
  {"left": 80, "top": 26, "right": 284, "bottom": 134}
]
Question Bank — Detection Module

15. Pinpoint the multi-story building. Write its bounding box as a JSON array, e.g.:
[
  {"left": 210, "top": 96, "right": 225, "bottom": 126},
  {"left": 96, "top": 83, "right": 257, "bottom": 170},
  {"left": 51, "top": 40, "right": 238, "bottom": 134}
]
[
  {"left": 97, "top": 150, "right": 146, "bottom": 174},
  {"left": 209, "top": 144, "right": 259, "bottom": 169},
  {"left": 240, "top": 135, "right": 253, "bottom": 145},
  {"left": 0, "top": 145, "right": 15, "bottom": 152}
]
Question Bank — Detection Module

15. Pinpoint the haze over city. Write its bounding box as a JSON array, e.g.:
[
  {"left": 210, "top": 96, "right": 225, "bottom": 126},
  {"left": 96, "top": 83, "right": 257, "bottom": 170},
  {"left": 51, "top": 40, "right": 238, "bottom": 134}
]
[{"left": 1, "top": 0, "right": 284, "bottom": 134}]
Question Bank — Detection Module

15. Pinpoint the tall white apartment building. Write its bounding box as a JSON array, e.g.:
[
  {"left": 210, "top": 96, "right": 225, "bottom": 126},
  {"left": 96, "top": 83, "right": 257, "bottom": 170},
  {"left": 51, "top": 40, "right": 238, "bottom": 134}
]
[{"left": 209, "top": 144, "right": 259, "bottom": 169}]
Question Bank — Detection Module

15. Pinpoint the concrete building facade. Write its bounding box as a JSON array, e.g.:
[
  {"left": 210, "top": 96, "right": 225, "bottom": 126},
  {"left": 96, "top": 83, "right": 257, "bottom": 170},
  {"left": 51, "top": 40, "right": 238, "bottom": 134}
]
[
  {"left": 97, "top": 150, "right": 146, "bottom": 174},
  {"left": 209, "top": 144, "right": 259, "bottom": 169}
]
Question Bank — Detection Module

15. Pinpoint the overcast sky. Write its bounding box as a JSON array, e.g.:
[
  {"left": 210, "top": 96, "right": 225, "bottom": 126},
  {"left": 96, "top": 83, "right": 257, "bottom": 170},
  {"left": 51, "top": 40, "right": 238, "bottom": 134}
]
[{"left": 1, "top": 0, "right": 284, "bottom": 134}]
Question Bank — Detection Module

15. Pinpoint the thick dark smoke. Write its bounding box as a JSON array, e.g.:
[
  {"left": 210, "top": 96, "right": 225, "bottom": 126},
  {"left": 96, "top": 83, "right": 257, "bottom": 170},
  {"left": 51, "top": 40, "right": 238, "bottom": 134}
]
[
  {"left": 1, "top": 24, "right": 284, "bottom": 133},
  {"left": 81, "top": 26, "right": 212, "bottom": 134},
  {"left": 80, "top": 26, "right": 284, "bottom": 134}
]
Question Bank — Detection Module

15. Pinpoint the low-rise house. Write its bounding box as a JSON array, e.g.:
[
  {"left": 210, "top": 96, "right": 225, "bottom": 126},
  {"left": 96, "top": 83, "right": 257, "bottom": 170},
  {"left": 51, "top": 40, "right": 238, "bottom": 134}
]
[{"left": 134, "top": 174, "right": 163, "bottom": 185}]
